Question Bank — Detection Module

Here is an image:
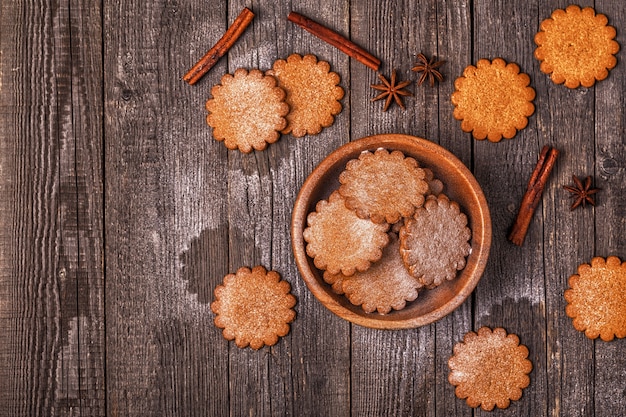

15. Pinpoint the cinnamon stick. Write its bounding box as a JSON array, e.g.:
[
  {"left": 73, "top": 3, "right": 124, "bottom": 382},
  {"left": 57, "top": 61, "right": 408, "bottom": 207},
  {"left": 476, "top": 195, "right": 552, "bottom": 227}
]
[
  {"left": 508, "top": 146, "right": 559, "bottom": 246},
  {"left": 183, "top": 7, "right": 255, "bottom": 85},
  {"left": 288, "top": 11, "right": 381, "bottom": 71}
]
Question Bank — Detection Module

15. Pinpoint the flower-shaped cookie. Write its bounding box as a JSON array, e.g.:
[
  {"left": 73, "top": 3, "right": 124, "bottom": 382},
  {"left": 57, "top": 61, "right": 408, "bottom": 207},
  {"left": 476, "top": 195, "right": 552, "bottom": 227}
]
[
  {"left": 399, "top": 194, "right": 471, "bottom": 287},
  {"left": 534, "top": 5, "right": 619, "bottom": 89},
  {"left": 303, "top": 191, "right": 389, "bottom": 276},
  {"left": 338, "top": 149, "right": 428, "bottom": 224},
  {"left": 565, "top": 256, "right": 626, "bottom": 341},
  {"left": 268, "top": 54, "right": 344, "bottom": 137},
  {"left": 448, "top": 327, "right": 533, "bottom": 411},
  {"left": 451, "top": 58, "right": 535, "bottom": 142},
  {"left": 423, "top": 167, "right": 444, "bottom": 196},
  {"left": 206, "top": 69, "right": 289, "bottom": 153},
  {"left": 211, "top": 266, "right": 296, "bottom": 350},
  {"left": 328, "top": 235, "right": 423, "bottom": 314},
  {"left": 322, "top": 270, "right": 347, "bottom": 295}
]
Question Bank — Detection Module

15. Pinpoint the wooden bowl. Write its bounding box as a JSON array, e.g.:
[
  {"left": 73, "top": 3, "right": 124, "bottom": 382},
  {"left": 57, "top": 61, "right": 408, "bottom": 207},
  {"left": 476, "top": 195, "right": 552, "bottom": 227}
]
[{"left": 291, "top": 134, "right": 492, "bottom": 329}]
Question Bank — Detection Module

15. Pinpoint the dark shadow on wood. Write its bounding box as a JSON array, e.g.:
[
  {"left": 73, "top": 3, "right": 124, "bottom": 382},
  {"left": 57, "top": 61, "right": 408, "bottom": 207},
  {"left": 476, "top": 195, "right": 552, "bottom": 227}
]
[{"left": 179, "top": 225, "right": 230, "bottom": 304}]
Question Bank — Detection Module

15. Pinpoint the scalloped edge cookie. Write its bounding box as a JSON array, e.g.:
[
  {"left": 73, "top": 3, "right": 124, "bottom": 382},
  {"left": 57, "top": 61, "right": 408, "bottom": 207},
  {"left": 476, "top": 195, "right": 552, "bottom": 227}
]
[
  {"left": 423, "top": 167, "right": 444, "bottom": 196},
  {"left": 448, "top": 327, "right": 533, "bottom": 411},
  {"left": 268, "top": 54, "right": 344, "bottom": 137},
  {"left": 329, "top": 234, "right": 423, "bottom": 314},
  {"left": 451, "top": 58, "right": 536, "bottom": 142},
  {"left": 206, "top": 68, "right": 289, "bottom": 153},
  {"left": 338, "top": 148, "right": 428, "bottom": 224},
  {"left": 303, "top": 191, "right": 390, "bottom": 276},
  {"left": 534, "top": 5, "right": 620, "bottom": 89},
  {"left": 564, "top": 256, "right": 626, "bottom": 341},
  {"left": 211, "top": 266, "right": 296, "bottom": 350},
  {"left": 399, "top": 194, "right": 471, "bottom": 287}
]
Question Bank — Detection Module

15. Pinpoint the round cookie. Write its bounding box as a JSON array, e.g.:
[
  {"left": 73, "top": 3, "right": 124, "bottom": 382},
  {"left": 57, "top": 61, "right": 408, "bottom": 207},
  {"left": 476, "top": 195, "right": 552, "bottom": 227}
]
[
  {"left": 534, "top": 5, "right": 619, "bottom": 89},
  {"left": 332, "top": 234, "right": 424, "bottom": 314},
  {"left": 423, "top": 167, "right": 444, "bottom": 196},
  {"left": 206, "top": 68, "right": 289, "bottom": 153},
  {"left": 268, "top": 54, "right": 344, "bottom": 137},
  {"left": 303, "top": 191, "right": 390, "bottom": 276},
  {"left": 211, "top": 266, "right": 296, "bottom": 350},
  {"left": 448, "top": 327, "right": 533, "bottom": 411},
  {"left": 399, "top": 194, "right": 471, "bottom": 287},
  {"left": 322, "top": 270, "right": 347, "bottom": 295},
  {"left": 338, "top": 149, "right": 428, "bottom": 224},
  {"left": 451, "top": 58, "right": 536, "bottom": 142},
  {"left": 565, "top": 256, "right": 626, "bottom": 341}
]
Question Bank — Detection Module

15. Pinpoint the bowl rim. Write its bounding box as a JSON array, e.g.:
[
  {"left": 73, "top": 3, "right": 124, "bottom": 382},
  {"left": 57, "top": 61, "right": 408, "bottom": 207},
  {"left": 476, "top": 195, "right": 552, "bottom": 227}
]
[{"left": 291, "top": 133, "right": 491, "bottom": 329}]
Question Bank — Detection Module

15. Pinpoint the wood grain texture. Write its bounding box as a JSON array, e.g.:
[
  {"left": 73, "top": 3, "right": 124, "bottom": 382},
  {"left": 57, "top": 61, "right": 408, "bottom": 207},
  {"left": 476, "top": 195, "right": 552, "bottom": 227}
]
[
  {"left": 1, "top": 0, "right": 625, "bottom": 416},
  {"left": 472, "top": 1, "right": 549, "bottom": 416},
  {"left": 58, "top": 0, "right": 107, "bottom": 414},
  {"left": 104, "top": 0, "right": 229, "bottom": 416},
  {"left": 593, "top": 2, "right": 626, "bottom": 416},
  {"left": 225, "top": 2, "right": 284, "bottom": 415},
  {"left": 537, "top": 2, "right": 601, "bottom": 416},
  {"left": 432, "top": 2, "right": 474, "bottom": 416},
  {"left": 0, "top": 0, "right": 105, "bottom": 415},
  {"left": 349, "top": 2, "right": 441, "bottom": 416},
  {"left": 265, "top": 1, "right": 352, "bottom": 415}
]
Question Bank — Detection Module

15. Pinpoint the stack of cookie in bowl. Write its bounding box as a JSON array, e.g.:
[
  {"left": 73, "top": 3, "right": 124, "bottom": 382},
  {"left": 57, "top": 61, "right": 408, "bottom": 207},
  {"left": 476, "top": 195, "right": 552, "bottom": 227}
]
[
  {"left": 291, "top": 134, "right": 491, "bottom": 329},
  {"left": 303, "top": 147, "right": 472, "bottom": 315}
]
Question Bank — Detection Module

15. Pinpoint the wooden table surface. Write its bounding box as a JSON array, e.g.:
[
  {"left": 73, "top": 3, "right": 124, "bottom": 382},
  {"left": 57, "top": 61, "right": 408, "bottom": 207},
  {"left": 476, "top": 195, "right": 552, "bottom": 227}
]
[{"left": 1, "top": 0, "right": 625, "bottom": 416}]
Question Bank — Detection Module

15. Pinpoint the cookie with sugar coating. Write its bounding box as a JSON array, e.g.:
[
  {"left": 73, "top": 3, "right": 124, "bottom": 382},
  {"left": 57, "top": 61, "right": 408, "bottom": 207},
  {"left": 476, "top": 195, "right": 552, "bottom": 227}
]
[
  {"left": 206, "top": 68, "right": 289, "bottom": 153},
  {"left": 303, "top": 191, "right": 389, "bottom": 276},
  {"left": 268, "top": 54, "right": 344, "bottom": 137},
  {"left": 337, "top": 234, "right": 423, "bottom": 314},
  {"left": 399, "top": 194, "right": 471, "bottom": 288},
  {"left": 338, "top": 148, "right": 428, "bottom": 224},
  {"left": 211, "top": 266, "right": 296, "bottom": 350},
  {"left": 448, "top": 327, "right": 533, "bottom": 411}
]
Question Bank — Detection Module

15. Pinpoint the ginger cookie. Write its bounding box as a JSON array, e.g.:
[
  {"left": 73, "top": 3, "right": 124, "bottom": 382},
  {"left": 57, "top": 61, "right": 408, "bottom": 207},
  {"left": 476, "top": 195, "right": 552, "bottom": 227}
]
[
  {"left": 211, "top": 266, "right": 296, "bottom": 350},
  {"left": 399, "top": 194, "right": 471, "bottom": 287},
  {"left": 565, "top": 256, "right": 626, "bottom": 341},
  {"left": 338, "top": 149, "right": 428, "bottom": 224},
  {"left": 534, "top": 5, "right": 619, "bottom": 89},
  {"left": 388, "top": 166, "right": 446, "bottom": 236},
  {"left": 268, "top": 54, "right": 344, "bottom": 137},
  {"left": 339, "top": 235, "right": 423, "bottom": 314},
  {"left": 206, "top": 69, "right": 289, "bottom": 153},
  {"left": 322, "top": 270, "right": 347, "bottom": 295},
  {"left": 423, "top": 167, "right": 444, "bottom": 196},
  {"left": 303, "top": 191, "right": 389, "bottom": 276},
  {"left": 451, "top": 58, "right": 536, "bottom": 142},
  {"left": 448, "top": 327, "right": 533, "bottom": 411}
]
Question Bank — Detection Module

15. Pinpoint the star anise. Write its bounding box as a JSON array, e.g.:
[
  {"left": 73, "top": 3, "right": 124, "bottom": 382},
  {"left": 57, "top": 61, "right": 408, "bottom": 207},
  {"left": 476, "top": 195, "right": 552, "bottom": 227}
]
[
  {"left": 370, "top": 70, "right": 413, "bottom": 111},
  {"left": 563, "top": 175, "right": 600, "bottom": 210},
  {"left": 411, "top": 53, "right": 445, "bottom": 87}
]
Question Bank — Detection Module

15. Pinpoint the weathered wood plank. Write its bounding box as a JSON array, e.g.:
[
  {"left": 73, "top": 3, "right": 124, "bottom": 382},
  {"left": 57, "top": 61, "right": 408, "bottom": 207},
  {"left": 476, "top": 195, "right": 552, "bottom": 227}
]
[
  {"left": 537, "top": 1, "right": 597, "bottom": 416},
  {"left": 64, "top": 1, "right": 106, "bottom": 415},
  {"left": 472, "top": 1, "right": 548, "bottom": 416},
  {"left": 224, "top": 5, "right": 281, "bottom": 415},
  {"left": 593, "top": 2, "right": 626, "bottom": 416},
  {"left": 282, "top": 1, "right": 354, "bottom": 415},
  {"left": 348, "top": 1, "right": 444, "bottom": 415},
  {"left": 0, "top": 3, "right": 64, "bottom": 414},
  {"left": 220, "top": 1, "right": 352, "bottom": 415},
  {"left": 0, "top": 0, "right": 106, "bottom": 415},
  {"left": 2, "top": 0, "right": 625, "bottom": 415},
  {"left": 433, "top": 1, "right": 474, "bottom": 416},
  {"left": 104, "top": 0, "right": 229, "bottom": 415}
]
